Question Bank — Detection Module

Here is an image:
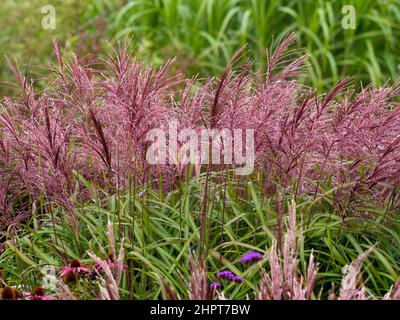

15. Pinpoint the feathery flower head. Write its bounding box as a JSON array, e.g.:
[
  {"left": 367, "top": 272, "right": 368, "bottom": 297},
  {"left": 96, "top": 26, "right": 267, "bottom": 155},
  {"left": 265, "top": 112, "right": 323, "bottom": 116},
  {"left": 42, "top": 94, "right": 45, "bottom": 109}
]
[
  {"left": 93, "top": 253, "right": 115, "bottom": 271},
  {"left": 91, "top": 252, "right": 127, "bottom": 278},
  {"left": 240, "top": 251, "right": 264, "bottom": 264}
]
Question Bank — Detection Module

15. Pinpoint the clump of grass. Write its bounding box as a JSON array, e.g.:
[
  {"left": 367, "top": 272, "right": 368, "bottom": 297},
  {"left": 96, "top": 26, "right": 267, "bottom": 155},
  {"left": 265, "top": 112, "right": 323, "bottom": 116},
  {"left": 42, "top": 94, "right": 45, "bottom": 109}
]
[{"left": 0, "top": 179, "right": 399, "bottom": 299}]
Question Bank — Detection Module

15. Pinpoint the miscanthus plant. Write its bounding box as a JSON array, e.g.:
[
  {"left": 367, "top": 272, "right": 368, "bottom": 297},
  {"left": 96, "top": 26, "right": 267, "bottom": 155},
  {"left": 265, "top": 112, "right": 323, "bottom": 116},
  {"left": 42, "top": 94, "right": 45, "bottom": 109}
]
[
  {"left": 1, "top": 33, "right": 400, "bottom": 300},
  {"left": 1, "top": 33, "right": 400, "bottom": 228}
]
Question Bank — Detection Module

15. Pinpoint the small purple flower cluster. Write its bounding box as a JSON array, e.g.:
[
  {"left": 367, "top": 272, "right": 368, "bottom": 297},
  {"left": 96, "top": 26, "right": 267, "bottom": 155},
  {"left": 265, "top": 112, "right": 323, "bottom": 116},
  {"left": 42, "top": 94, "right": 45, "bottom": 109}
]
[
  {"left": 240, "top": 251, "right": 263, "bottom": 264},
  {"left": 209, "top": 270, "right": 244, "bottom": 291},
  {"left": 217, "top": 270, "right": 244, "bottom": 283},
  {"left": 209, "top": 251, "right": 264, "bottom": 291}
]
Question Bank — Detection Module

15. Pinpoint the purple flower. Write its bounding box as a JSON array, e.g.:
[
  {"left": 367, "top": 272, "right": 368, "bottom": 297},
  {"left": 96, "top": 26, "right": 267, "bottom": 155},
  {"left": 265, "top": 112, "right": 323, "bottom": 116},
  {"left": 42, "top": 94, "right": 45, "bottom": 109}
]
[
  {"left": 217, "top": 270, "right": 235, "bottom": 280},
  {"left": 210, "top": 282, "right": 221, "bottom": 291},
  {"left": 232, "top": 276, "right": 244, "bottom": 283},
  {"left": 240, "top": 251, "right": 263, "bottom": 264},
  {"left": 217, "top": 270, "right": 244, "bottom": 284}
]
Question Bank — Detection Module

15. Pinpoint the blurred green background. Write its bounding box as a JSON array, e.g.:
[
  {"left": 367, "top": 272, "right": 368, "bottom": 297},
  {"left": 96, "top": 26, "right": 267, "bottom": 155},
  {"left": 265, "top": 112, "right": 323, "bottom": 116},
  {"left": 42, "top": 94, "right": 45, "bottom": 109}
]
[{"left": 0, "top": 0, "right": 399, "bottom": 95}]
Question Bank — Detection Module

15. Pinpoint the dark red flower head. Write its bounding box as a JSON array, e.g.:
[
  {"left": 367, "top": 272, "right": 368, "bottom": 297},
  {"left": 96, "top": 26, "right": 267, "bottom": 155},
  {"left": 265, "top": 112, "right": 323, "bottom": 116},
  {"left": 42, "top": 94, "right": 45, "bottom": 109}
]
[
  {"left": 70, "top": 259, "right": 81, "bottom": 268},
  {"left": 1, "top": 286, "right": 15, "bottom": 300}
]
